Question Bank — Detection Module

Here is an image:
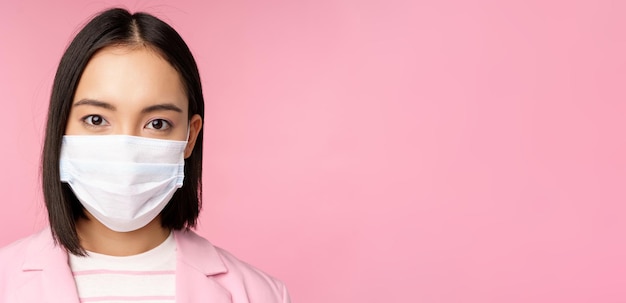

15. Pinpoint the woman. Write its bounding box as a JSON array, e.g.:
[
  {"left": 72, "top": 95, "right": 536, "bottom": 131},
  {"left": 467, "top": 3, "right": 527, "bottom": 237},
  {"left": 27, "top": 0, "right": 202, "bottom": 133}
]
[{"left": 0, "top": 8, "right": 290, "bottom": 303}]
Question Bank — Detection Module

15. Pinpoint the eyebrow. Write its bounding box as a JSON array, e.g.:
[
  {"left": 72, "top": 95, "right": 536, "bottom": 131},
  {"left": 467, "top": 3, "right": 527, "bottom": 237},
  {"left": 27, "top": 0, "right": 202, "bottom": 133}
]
[
  {"left": 73, "top": 99, "right": 116, "bottom": 110},
  {"left": 141, "top": 103, "right": 183, "bottom": 114},
  {"left": 73, "top": 99, "right": 183, "bottom": 114}
]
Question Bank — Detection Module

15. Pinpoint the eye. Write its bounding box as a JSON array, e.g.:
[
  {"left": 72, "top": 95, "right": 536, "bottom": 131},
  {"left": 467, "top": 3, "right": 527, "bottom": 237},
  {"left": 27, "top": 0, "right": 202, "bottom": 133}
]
[
  {"left": 145, "top": 119, "right": 171, "bottom": 130},
  {"left": 82, "top": 115, "right": 109, "bottom": 126}
]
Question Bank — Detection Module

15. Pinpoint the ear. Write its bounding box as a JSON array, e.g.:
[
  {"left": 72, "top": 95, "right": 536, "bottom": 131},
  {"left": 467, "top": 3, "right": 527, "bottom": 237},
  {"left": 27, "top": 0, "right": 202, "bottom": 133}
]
[{"left": 184, "top": 114, "right": 203, "bottom": 158}]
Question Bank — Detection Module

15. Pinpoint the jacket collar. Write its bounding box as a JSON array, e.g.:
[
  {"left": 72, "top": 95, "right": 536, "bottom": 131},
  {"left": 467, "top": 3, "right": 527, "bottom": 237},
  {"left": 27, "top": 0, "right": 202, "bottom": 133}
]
[
  {"left": 19, "top": 228, "right": 232, "bottom": 303},
  {"left": 21, "top": 228, "right": 66, "bottom": 271},
  {"left": 19, "top": 228, "right": 81, "bottom": 303},
  {"left": 173, "top": 229, "right": 228, "bottom": 276},
  {"left": 21, "top": 228, "right": 228, "bottom": 277},
  {"left": 173, "top": 229, "right": 232, "bottom": 303}
]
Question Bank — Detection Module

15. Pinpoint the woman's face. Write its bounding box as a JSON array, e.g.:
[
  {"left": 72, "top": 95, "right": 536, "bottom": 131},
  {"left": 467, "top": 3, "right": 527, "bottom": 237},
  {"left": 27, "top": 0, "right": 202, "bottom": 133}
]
[{"left": 66, "top": 46, "right": 202, "bottom": 157}]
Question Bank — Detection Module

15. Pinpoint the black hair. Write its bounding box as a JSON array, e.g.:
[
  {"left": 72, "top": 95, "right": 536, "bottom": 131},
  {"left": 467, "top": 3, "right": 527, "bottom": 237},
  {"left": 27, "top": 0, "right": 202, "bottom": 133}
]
[{"left": 42, "top": 8, "right": 204, "bottom": 255}]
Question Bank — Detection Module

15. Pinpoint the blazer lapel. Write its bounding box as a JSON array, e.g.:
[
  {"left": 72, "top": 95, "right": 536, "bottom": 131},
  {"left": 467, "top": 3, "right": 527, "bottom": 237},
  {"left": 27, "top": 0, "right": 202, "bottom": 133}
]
[
  {"left": 16, "top": 228, "right": 230, "bottom": 302},
  {"left": 18, "top": 229, "right": 80, "bottom": 303},
  {"left": 174, "top": 230, "right": 232, "bottom": 303}
]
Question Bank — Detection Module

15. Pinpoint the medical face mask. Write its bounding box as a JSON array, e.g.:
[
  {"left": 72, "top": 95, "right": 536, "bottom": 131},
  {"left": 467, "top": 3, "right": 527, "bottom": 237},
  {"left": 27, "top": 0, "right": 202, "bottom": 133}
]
[{"left": 59, "top": 135, "right": 187, "bottom": 232}]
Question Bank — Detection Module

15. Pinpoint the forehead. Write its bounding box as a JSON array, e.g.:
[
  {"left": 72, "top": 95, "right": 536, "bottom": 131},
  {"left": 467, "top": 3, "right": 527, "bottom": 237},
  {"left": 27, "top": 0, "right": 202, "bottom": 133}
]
[{"left": 73, "top": 46, "right": 188, "bottom": 111}]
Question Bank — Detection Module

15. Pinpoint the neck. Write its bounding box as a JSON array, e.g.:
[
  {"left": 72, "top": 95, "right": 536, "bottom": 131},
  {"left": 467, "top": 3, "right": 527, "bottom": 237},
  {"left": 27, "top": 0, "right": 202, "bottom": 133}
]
[{"left": 76, "top": 213, "right": 170, "bottom": 256}]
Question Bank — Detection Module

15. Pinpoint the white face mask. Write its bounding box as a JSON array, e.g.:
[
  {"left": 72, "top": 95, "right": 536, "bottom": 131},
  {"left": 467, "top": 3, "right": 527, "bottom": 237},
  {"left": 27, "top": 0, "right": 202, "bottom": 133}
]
[{"left": 59, "top": 135, "right": 187, "bottom": 232}]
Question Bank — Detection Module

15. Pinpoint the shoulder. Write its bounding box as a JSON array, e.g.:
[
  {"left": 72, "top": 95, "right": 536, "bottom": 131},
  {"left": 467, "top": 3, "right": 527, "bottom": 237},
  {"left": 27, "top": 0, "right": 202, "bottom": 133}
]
[
  {"left": 0, "top": 229, "right": 48, "bottom": 267},
  {"left": 175, "top": 230, "right": 291, "bottom": 303},
  {"left": 0, "top": 236, "right": 27, "bottom": 278},
  {"left": 0, "top": 229, "right": 56, "bottom": 271},
  {"left": 215, "top": 244, "right": 288, "bottom": 290},
  {"left": 0, "top": 229, "right": 55, "bottom": 295}
]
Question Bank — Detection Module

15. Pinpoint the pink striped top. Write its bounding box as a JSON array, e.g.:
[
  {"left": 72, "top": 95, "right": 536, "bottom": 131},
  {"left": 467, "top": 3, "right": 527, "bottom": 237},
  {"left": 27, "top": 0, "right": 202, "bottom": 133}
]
[{"left": 69, "top": 233, "right": 176, "bottom": 303}]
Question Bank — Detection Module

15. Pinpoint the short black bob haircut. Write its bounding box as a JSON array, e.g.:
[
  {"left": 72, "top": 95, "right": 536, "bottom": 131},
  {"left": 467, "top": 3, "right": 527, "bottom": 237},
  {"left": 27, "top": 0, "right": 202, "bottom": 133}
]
[{"left": 42, "top": 8, "right": 204, "bottom": 255}]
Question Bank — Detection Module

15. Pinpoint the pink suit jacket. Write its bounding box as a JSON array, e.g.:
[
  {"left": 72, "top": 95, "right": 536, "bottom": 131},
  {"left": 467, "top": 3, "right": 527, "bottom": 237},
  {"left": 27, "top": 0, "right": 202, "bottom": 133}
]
[{"left": 0, "top": 228, "right": 290, "bottom": 303}]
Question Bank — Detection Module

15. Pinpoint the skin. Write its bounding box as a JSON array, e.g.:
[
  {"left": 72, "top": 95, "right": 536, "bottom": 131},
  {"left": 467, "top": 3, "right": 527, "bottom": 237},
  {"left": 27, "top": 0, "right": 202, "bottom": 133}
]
[{"left": 65, "top": 46, "right": 202, "bottom": 256}]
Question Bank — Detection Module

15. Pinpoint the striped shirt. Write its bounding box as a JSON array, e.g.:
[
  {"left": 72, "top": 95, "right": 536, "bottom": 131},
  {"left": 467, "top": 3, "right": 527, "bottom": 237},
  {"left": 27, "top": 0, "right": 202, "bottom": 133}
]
[{"left": 69, "top": 233, "right": 176, "bottom": 303}]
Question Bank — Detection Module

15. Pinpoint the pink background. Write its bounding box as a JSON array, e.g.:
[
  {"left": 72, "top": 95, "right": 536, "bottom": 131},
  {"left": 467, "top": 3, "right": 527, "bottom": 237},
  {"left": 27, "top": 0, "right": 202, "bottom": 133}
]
[{"left": 1, "top": 0, "right": 625, "bottom": 302}]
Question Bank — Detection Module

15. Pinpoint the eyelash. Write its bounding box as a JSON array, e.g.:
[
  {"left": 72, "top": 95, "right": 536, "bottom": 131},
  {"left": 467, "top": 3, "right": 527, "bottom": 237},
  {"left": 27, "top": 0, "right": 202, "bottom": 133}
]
[
  {"left": 145, "top": 119, "right": 173, "bottom": 131},
  {"left": 80, "top": 115, "right": 173, "bottom": 131},
  {"left": 81, "top": 115, "right": 109, "bottom": 128}
]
